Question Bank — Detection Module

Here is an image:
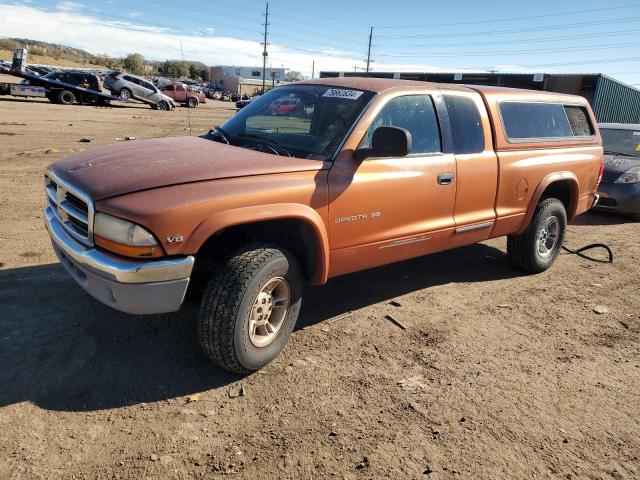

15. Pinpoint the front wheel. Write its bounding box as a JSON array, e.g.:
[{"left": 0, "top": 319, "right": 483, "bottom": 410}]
[
  {"left": 198, "top": 243, "right": 302, "bottom": 373},
  {"left": 507, "top": 198, "right": 567, "bottom": 273}
]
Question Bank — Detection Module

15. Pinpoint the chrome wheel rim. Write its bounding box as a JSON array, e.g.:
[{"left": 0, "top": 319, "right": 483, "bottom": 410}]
[
  {"left": 537, "top": 216, "right": 560, "bottom": 258},
  {"left": 120, "top": 89, "right": 130, "bottom": 100},
  {"left": 248, "top": 277, "right": 290, "bottom": 348}
]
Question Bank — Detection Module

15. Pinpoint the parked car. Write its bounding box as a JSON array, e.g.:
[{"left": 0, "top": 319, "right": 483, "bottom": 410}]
[
  {"left": 594, "top": 123, "right": 640, "bottom": 219},
  {"left": 104, "top": 72, "right": 175, "bottom": 110},
  {"left": 43, "top": 78, "right": 602, "bottom": 373},
  {"left": 235, "top": 97, "right": 255, "bottom": 109},
  {"left": 159, "top": 82, "right": 206, "bottom": 107}
]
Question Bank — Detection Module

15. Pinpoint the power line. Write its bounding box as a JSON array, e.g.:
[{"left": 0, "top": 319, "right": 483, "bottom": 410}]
[
  {"left": 404, "top": 29, "right": 640, "bottom": 49},
  {"left": 376, "top": 42, "right": 638, "bottom": 58},
  {"left": 374, "top": 3, "right": 639, "bottom": 28},
  {"left": 376, "top": 16, "right": 640, "bottom": 39},
  {"left": 369, "top": 56, "right": 640, "bottom": 72}
]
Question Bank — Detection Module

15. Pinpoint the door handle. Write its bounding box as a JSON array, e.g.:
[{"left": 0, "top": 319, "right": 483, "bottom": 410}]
[{"left": 437, "top": 172, "right": 455, "bottom": 185}]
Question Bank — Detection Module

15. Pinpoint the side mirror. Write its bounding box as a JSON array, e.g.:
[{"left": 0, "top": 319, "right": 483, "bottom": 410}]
[{"left": 353, "top": 126, "right": 412, "bottom": 161}]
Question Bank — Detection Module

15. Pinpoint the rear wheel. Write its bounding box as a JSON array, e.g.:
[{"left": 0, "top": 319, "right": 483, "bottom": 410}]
[
  {"left": 187, "top": 97, "right": 198, "bottom": 108},
  {"left": 119, "top": 88, "right": 132, "bottom": 101},
  {"left": 197, "top": 243, "right": 302, "bottom": 373},
  {"left": 507, "top": 198, "right": 567, "bottom": 273},
  {"left": 57, "top": 90, "right": 76, "bottom": 105}
]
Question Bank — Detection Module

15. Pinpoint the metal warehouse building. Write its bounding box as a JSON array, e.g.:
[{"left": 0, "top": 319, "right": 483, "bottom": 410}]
[{"left": 319, "top": 71, "right": 640, "bottom": 124}]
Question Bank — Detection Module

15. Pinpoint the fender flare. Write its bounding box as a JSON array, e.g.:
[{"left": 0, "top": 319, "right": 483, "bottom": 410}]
[
  {"left": 516, "top": 171, "right": 579, "bottom": 234},
  {"left": 185, "top": 203, "right": 330, "bottom": 284}
]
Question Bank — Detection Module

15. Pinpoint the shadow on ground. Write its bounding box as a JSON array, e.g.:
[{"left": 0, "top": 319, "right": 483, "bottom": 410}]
[
  {"left": 571, "top": 210, "right": 638, "bottom": 226},
  {"left": 0, "top": 242, "right": 517, "bottom": 412}
]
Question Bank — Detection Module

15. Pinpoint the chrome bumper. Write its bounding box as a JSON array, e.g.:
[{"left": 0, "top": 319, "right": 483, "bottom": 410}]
[{"left": 44, "top": 206, "right": 195, "bottom": 314}]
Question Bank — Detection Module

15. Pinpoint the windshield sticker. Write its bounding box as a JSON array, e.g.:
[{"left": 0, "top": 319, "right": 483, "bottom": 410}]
[
  {"left": 633, "top": 131, "right": 640, "bottom": 135},
  {"left": 322, "top": 88, "right": 364, "bottom": 100},
  {"left": 636, "top": 143, "right": 640, "bottom": 152}
]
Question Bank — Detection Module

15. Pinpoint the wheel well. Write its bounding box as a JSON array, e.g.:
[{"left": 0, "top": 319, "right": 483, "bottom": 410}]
[
  {"left": 540, "top": 180, "right": 576, "bottom": 218},
  {"left": 195, "top": 219, "right": 318, "bottom": 280}
]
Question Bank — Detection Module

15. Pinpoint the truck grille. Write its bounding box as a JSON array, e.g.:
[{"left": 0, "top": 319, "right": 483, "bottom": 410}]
[{"left": 45, "top": 173, "right": 93, "bottom": 246}]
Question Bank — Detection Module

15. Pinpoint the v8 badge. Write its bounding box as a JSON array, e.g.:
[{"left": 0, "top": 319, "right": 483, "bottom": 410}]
[{"left": 166, "top": 235, "right": 184, "bottom": 244}]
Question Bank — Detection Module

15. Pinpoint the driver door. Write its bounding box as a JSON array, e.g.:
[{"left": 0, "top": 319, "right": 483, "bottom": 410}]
[{"left": 328, "top": 92, "right": 457, "bottom": 277}]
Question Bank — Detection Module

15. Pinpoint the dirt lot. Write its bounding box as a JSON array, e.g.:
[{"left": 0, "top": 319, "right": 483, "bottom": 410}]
[{"left": 0, "top": 88, "right": 639, "bottom": 480}]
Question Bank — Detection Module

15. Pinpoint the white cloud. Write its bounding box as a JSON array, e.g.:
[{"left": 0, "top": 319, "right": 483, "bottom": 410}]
[
  {"left": 56, "top": 1, "right": 83, "bottom": 11},
  {"left": 0, "top": 3, "right": 476, "bottom": 77}
]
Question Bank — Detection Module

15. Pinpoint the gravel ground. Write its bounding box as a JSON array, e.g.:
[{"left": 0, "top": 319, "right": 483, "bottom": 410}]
[{"left": 0, "top": 90, "right": 639, "bottom": 480}]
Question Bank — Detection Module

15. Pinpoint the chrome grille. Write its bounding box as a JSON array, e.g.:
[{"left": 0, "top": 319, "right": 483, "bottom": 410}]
[{"left": 45, "top": 172, "right": 94, "bottom": 246}]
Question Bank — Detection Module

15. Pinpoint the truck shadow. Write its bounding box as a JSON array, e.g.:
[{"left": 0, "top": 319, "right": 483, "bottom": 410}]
[{"left": 0, "top": 242, "right": 515, "bottom": 412}]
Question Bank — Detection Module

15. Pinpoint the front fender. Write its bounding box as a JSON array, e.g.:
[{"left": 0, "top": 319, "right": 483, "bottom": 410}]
[{"left": 184, "top": 203, "right": 330, "bottom": 284}]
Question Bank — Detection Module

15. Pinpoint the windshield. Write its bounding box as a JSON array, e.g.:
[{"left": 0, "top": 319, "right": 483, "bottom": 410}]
[
  {"left": 601, "top": 128, "right": 640, "bottom": 158},
  {"left": 206, "top": 85, "right": 374, "bottom": 160}
]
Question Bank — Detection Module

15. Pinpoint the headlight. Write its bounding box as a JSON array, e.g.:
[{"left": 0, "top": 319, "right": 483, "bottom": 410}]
[
  {"left": 614, "top": 165, "right": 640, "bottom": 184},
  {"left": 93, "top": 212, "right": 163, "bottom": 258}
]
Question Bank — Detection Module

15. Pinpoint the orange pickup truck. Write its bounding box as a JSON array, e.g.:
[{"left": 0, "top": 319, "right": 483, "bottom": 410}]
[{"left": 44, "top": 77, "right": 603, "bottom": 373}]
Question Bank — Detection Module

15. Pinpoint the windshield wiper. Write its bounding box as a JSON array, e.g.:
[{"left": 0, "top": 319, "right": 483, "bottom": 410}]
[
  {"left": 604, "top": 150, "right": 639, "bottom": 158},
  {"left": 238, "top": 133, "right": 292, "bottom": 157},
  {"left": 211, "top": 126, "right": 231, "bottom": 144}
]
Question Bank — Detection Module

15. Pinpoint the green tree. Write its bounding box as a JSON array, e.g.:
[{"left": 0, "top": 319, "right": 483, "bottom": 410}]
[
  {"left": 162, "top": 60, "right": 189, "bottom": 78},
  {"left": 200, "top": 68, "right": 210, "bottom": 82},
  {"left": 285, "top": 70, "right": 303, "bottom": 82},
  {"left": 123, "top": 53, "right": 146, "bottom": 75},
  {"left": 188, "top": 63, "right": 199, "bottom": 79}
]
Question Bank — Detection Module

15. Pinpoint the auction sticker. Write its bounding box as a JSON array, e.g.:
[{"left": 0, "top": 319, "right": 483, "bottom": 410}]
[{"left": 322, "top": 88, "right": 364, "bottom": 100}]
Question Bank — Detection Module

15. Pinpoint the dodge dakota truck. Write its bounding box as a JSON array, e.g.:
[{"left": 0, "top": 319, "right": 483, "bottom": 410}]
[{"left": 44, "top": 77, "right": 603, "bottom": 373}]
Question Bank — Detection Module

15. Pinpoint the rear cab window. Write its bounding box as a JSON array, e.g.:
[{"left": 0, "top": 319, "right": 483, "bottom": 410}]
[{"left": 444, "top": 94, "right": 485, "bottom": 154}]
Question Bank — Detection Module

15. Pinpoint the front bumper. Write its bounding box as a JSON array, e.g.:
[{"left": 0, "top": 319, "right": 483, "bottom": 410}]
[
  {"left": 44, "top": 206, "right": 195, "bottom": 314},
  {"left": 594, "top": 182, "right": 640, "bottom": 217}
]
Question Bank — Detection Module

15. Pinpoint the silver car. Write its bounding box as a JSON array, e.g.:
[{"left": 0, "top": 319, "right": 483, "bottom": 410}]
[{"left": 104, "top": 72, "right": 175, "bottom": 110}]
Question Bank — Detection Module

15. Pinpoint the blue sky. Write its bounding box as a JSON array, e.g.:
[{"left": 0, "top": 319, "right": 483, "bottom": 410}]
[{"left": 2, "top": 0, "right": 640, "bottom": 86}]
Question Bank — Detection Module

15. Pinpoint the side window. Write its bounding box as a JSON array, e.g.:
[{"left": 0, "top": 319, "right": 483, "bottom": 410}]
[
  {"left": 564, "top": 106, "right": 594, "bottom": 136},
  {"left": 176, "top": 84, "right": 185, "bottom": 92},
  {"left": 364, "top": 95, "right": 441, "bottom": 154},
  {"left": 500, "top": 102, "right": 581, "bottom": 140},
  {"left": 444, "top": 95, "right": 485, "bottom": 154}
]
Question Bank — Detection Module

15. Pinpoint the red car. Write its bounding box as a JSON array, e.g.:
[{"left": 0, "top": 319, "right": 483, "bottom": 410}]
[
  {"left": 269, "top": 98, "right": 300, "bottom": 115},
  {"left": 160, "top": 82, "right": 206, "bottom": 108}
]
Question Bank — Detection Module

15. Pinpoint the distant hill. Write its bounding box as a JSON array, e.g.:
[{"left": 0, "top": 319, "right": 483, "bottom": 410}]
[{"left": 0, "top": 38, "right": 208, "bottom": 76}]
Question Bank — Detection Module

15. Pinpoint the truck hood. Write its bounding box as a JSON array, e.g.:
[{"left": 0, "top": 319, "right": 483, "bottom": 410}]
[{"left": 49, "top": 136, "right": 329, "bottom": 200}]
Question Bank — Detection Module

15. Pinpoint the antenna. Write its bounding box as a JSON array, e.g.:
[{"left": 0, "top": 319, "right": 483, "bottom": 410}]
[
  {"left": 180, "top": 40, "right": 192, "bottom": 136},
  {"left": 261, "top": 2, "right": 270, "bottom": 93}
]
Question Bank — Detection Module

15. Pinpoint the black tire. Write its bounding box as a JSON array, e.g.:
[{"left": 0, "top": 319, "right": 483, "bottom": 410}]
[
  {"left": 198, "top": 243, "right": 302, "bottom": 373},
  {"left": 119, "top": 88, "right": 132, "bottom": 101},
  {"left": 57, "top": 90, "right": 76, "bottom": 105},
  {"left": 156, "top": 100, "right": 169, "bottom": 111},
  {"left": 187, "top": 97, "right": 198, "bottom": 108},
  {"left": 507, "top": 198, "right": 567, "bottom": 273}
]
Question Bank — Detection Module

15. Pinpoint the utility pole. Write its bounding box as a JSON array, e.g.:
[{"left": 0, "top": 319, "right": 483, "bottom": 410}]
[
  {"left": 311, "top": 60, "right": 315, "bottom": 79},
  {"left": 261, "top": 2, "right": 269, "bottom": 93},
  {"left": 365, "top": 26, "right": 373, "bottom": 73}
]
